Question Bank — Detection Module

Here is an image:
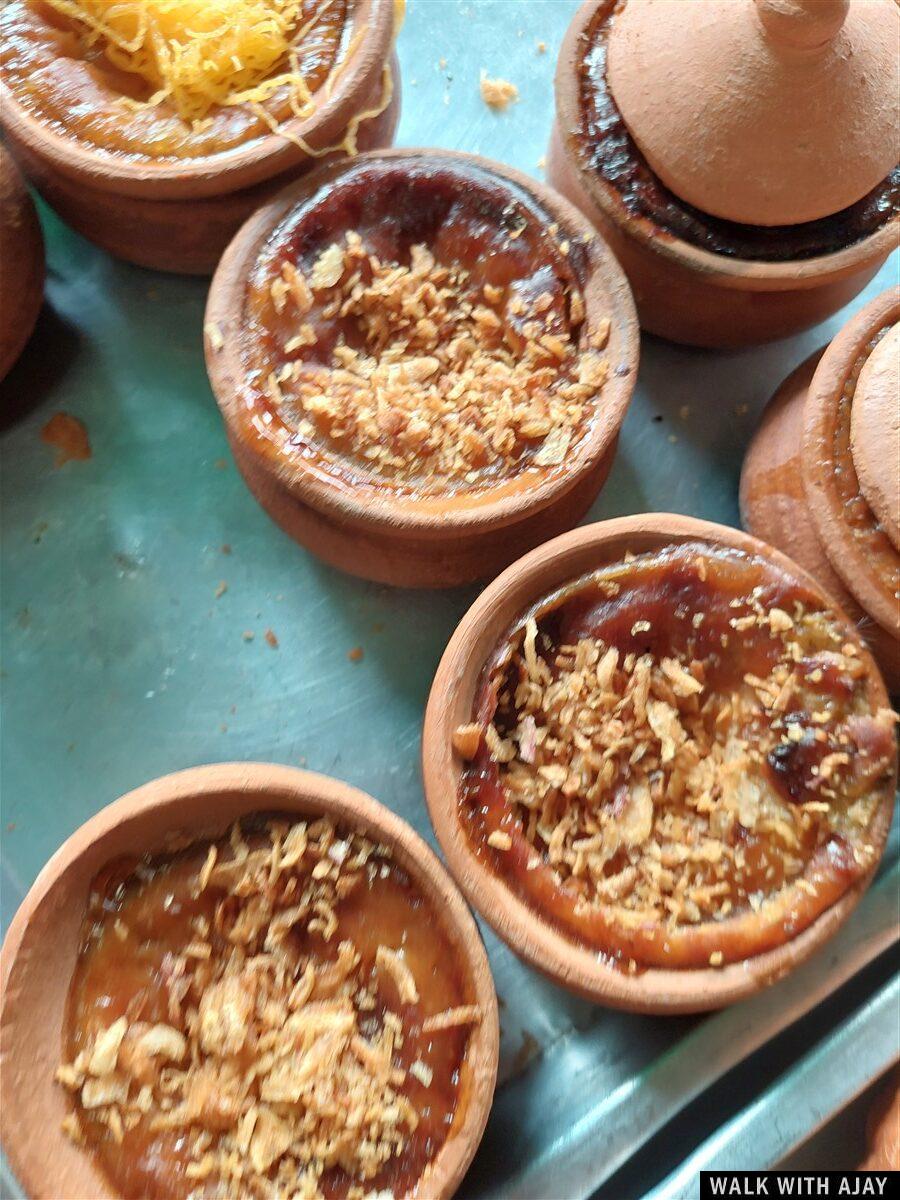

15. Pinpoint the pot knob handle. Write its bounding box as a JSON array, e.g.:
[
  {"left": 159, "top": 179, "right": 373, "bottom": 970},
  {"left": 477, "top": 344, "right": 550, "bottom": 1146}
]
[{"left": 755, "top": 0, "right": 849, "bottom": 51}]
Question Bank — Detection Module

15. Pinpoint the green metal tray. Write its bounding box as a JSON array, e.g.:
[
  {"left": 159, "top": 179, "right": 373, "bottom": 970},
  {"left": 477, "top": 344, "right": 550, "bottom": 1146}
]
[{"left": 2, "top": 2, "right": 898, "bottom": 1196}]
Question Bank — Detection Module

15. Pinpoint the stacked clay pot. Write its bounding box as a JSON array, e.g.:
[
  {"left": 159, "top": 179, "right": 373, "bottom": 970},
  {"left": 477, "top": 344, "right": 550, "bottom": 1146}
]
[
  {"left": 548, "top": 0, "right": 900, "bottom": 347},
  {"left": 741, "top": 288, "right": 900, "bottom": 692}
]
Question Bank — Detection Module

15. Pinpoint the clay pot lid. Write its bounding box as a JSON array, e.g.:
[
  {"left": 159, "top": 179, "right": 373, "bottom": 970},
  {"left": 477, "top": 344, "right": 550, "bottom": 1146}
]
[
  {"left": 802, "top": 288, "right": 900, "bottom": 638},
  {"left": 851, "top": 322, "right": 900, "bottom": 550},
  {"left": 606, "top": 0, "right": 900, "bottom": 226},
  {"left": 422, "top": 514, "right": 896, "bottom": 1014},
  {"left": 0, "top": 763, "right": 499, "bottom": 1200}
]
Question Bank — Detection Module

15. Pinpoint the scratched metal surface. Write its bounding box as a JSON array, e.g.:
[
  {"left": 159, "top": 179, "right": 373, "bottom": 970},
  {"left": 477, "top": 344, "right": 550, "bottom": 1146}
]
[{"left": 1, "top": 1, "right": 898, "bottom": 1196}]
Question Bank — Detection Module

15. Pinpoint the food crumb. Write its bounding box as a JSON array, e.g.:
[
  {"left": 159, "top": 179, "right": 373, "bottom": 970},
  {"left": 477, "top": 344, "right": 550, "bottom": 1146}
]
[
  {"left": 5, "top": 822, "right": 15, "bottom": 833},
  {"left": 536, "top": 40, "right": 547, "bottom": 53},
  {"left": 536, "top": 155, "right": 546, "bottom": 171},
  {"left": 668, "top": 433, "right": 679, "bottom": 444},
  {"left": 40, "top": 413, "right": 91, "bottom": 467},
  {"left": 221, "top": 544, "right": 232, "bottom": 555},
  {"left": 679, "top": 405, "right": 691, "bottom": 420},
  {"left": 347, "top": 646, "right": 364, "bottom": 663},
  {"left": 709, "top": 951, "right": 724, "bottom": 967},
  {"left": 214, "top": 581, "right": 228, "bottom": 599},
  {"left": 264, "top": 628, "right": 279, "bottom": 649},
  {"left": 214, "top": 458, "right": 228, "bottom": 470},
  {"left": 735, "top": 403, "right": 749, "bottom": 416},
  {"left": 487, "top": 830, "right": 512, "bottom": 851},
  {"left": 480, "top": 71, "right": 519, "bottom": 110},
  {"left": 242, "top": 630, "right": 255, "bottom": 642},
  {"left": 452, "top": 723, "right": 482, "bottom": 760}
]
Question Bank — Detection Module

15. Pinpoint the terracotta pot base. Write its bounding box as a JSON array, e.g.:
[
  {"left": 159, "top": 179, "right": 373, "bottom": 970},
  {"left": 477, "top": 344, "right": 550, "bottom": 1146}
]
[
  {"left": 231, "top": 431, "right": 619, "bottom": 588},
  {"left": 740, "top": 347, "right": 900, "bottom": 692},
  {"left": 3, "top": 56, "right": 401, "bottom": 276},
  {"left": 547, "top": 120, "right": 885, "bottom": 349}
]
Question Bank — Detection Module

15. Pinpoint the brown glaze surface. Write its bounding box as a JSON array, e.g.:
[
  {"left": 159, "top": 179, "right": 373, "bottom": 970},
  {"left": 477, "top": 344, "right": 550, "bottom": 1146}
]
[
  {"left": 460, "top": 542, "right": 896, "bottom": 971},
  {"left": 1, "top": 0, "right": 349, "bottom": 161},
  {"left": 577, "top": 3, "right": 900, "bottom": 261},
  {"left": 62, "top": 820, "right": 469, "bottom": 1200},
  {"left": 0, "top": 765, "right": 499, "bottom": 1200},
  {"left": 237, "top": 155, "right": 607, "bottom": 496}
]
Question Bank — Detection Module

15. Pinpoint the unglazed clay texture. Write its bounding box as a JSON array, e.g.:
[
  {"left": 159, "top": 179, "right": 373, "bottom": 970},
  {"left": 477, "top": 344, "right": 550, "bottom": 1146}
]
[{"left": 606, "top": 0, "right": 900, "bottom": 226}]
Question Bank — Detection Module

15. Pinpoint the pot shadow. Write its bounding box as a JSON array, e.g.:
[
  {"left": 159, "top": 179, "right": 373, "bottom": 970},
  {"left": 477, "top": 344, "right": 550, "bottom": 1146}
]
[
  {"left": 583, "top": 446, "right": 649, "bottom": 523},
  {"left": 302, "top": 553, "right": 480, "bottom": 707},
  {"left": 634, "top": 326, "right": 829, "bottom": 467},
  {"left": 0, "top": 302, "right": 81, "bottom": 433}
]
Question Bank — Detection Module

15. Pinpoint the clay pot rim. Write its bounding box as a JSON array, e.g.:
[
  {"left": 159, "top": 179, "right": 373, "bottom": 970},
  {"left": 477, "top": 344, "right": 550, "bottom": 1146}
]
[
  {"left": 802, "top": 287, "right": 900, "bottom": 637},
  {"left": 0, "top": 145, "right": 44, "bottom": 381},
  {"left": 0, "top": 0, "right": 396, "bottom": 202},
  {"left": 421, "top": 513, "right": 895, "bottom": 1015},
  {"left": 205, "top": 146, "right": 640, "bottom": 539},
  {"left": 554, "top": 0, "right": 899, "bottom": 291},
  {"left": 0, "top": 762, "right": 499, "bottom": 1200}
]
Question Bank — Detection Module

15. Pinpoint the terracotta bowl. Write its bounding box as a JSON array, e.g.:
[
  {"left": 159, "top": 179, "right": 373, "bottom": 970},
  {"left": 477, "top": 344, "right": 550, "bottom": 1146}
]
[
  {"left": 205, "top": 147, "right": 639, "bottom": 589},
  {"left": 0, "top": 1, "right": 400, "bottom": 275},
  {"left": 0, "top": 763, "right": 499, "bottom": 1200},
  {"left": 0, "top": 144, "right": 44, "bottom": 381},
  {"left": 548, "top": 0, "right": 899, "bottom": 349},
  {"left": 422, "top": 514, "right": 896, "bottom": 1014},
  {"left": 741, "top": 288, "right": 900, "bottom": 692}
]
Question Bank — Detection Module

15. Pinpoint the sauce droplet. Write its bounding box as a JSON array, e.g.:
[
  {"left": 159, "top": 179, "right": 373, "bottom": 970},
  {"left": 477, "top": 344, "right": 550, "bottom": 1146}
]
[{"left": 41, "top": 412, "right": 91, "bottom": 467}]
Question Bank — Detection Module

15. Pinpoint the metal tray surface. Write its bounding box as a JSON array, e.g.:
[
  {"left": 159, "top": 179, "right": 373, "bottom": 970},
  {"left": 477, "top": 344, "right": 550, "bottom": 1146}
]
[{"left": 1, "top": 2, "right": 898, "bottom": 1196}]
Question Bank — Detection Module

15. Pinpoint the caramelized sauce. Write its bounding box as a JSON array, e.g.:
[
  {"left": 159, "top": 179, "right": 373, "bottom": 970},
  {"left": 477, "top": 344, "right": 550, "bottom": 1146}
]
[
  {"left": 576, "top": 3, "right": 900, "bottom": 262},
  {"left": 0, "top": 0, "right": 349, "bottom": 160},
  {"left": 238, "top": 157, "right": 597, "bottom": 495},
  {"left": 62, "top": 820, "right": 471, "bottom": 1199},
  {"left": 461, "top": 543, "right": 895, "bottom": 969}
]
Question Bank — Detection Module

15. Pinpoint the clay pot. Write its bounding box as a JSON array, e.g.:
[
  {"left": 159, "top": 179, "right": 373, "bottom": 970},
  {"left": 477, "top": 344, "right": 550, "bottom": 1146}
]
[
  {"left": 741, "top": 288, "right": 900, "bottom": 692},
  {"left": 205, "top": 148, "right": 639, "bottom": 589},
  {"left": 0, "top": 145, "right": 44, "bottom": 381},
  {"left": 422, "top": 514, "right": 896, "bottom": 1014},
  {"left": 0, "top": 0, "right": 400, "bottom": 275},
  {"left": 606, "top": 0, "right": 899, "bottom": 227},
  {"left": 0, "top": 763, "right": 499, "bottom": 1200},
  {"left": 548, "top": 0, "right": 899, "bottom": 348}
]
